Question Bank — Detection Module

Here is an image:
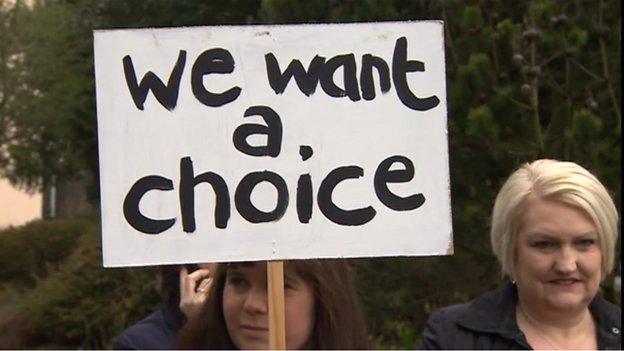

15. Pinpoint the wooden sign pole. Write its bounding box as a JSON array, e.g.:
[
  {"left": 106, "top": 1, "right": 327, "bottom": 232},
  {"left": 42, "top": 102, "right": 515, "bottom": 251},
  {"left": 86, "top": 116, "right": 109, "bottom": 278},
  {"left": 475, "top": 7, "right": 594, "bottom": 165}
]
[{"left": 267, "top": 260, "right": 286, "bottom": 349}]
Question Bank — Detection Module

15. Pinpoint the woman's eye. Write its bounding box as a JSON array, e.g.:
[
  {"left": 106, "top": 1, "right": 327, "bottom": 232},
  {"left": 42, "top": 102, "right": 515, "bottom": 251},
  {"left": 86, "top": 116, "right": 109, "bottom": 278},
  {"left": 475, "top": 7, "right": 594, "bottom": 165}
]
[
  {"left": 576, "top": 239, "right": 596, "bottom": 248},
  {"left": 532, "top": 241, "right": 554, "bottom": 250},
  {"left": 227, "top": 275, "right": 248, "bottom": 287},
  {"left": 284, "top": 276, "right": 303, "bottom": 290}
]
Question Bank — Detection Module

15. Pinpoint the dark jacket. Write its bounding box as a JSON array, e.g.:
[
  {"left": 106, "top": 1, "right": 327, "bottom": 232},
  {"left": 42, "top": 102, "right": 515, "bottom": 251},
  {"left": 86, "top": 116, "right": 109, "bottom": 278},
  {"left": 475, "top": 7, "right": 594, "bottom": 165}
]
[
  {"left": 113, "top": 303, "right": 184, "bottom": 350},
  {"left": 420, "top": 283, "right": 622, "bottom": 350}
]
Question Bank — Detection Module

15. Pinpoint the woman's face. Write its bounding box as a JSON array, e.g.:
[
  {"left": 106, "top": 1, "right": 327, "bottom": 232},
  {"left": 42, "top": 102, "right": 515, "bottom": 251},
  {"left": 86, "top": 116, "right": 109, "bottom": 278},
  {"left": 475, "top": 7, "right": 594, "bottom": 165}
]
[
  {"left": 514, "top": 196, "right": 602, "bottom": 313},
  {"left": 222, "top": 262, "right": 315, "bottom": 350}
]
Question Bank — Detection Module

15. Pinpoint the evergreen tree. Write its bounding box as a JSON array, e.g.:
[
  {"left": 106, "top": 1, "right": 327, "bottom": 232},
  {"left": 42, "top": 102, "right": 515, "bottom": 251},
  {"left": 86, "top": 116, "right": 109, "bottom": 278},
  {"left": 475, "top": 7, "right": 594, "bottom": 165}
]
[{"left": 0, "top": 0, "right": 619, "bottom": 348}]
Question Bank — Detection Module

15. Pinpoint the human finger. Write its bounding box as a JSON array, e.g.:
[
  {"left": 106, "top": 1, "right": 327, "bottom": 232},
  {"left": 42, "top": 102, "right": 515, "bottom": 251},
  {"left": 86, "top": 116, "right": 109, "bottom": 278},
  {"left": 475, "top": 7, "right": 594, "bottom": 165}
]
[
  {"left": 198, "top": 262, "right": 217, "bottom": 271},
  {"left": 179, "top": 266, "right": 193, "bottom": 297},
  {"left": 195, "top": 277, "right": 213, "bottom": 294},
  {"left": 187, "top": 269, "right": 211, "bottom": 291},
  {"left": 187, "top": 267, "right": 212, "bottom": 282}
]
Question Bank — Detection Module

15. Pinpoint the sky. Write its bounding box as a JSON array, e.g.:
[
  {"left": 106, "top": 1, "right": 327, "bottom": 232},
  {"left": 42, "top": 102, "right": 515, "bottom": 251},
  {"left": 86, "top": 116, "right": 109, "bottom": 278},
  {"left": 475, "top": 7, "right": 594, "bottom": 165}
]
[{"left": 0, "top": 178, "right": 41, "bottom": 229}]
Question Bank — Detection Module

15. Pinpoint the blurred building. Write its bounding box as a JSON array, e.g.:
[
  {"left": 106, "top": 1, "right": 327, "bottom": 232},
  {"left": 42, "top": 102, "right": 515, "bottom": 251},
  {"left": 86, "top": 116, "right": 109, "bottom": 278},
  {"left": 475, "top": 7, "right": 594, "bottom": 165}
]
[
  {"left": 41, "top": 173, "right": 92, "bottom": 219},
  {"left": 0, "top": 178, "right": 41, "bottom": 228},
  {"left": 0, "top": 172, "right": 92, "bottom": 228}
]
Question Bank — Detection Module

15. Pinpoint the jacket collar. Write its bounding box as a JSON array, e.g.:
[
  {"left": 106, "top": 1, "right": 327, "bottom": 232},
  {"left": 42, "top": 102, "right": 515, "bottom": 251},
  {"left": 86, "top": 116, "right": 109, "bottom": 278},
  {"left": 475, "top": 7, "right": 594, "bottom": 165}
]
[
  {"left": 456, "top": 282, "right": 522, "bottom": 341},
  {"left": 456, "top": 282, "right": 622, "bottom": 349},
  {"left": 589, "top": 293, "right": 622, "bottom": 349},
  {"left": 162, "top": 301, "right": 185, "bottom": 332}
]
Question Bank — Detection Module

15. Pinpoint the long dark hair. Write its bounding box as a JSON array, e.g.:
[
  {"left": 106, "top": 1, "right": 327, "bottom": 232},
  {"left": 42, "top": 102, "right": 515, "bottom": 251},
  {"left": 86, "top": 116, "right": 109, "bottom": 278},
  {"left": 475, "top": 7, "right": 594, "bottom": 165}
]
[{"left": 176, "top": 259, "right": 369, "bottom": 349}]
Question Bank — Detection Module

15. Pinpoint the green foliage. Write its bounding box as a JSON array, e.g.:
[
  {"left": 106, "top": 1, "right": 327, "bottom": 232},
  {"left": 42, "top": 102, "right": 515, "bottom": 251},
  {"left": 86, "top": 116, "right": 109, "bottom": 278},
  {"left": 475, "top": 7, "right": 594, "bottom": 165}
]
[
  {"left": 0, "top": 218, "right": 88, "bottom": 289},
  {"left": 0, "top": 219, "right": 160, "bottom": 349},
  {"left": 260, "top": 0, "right": 329, "bottom": 23},
  {"left": 466, "top": 106, "right": 499, "bottom": 141},
  {"left": 2, "top": 0, "right": 262, "bottom": 194},
  {"left": 529, "top": 0, "right": 556, "bottom": 24},
  {"left": 461, "top": 6, "right": 484, "bottom": 29},
  {"left": 19, "top": 230, "right": 160, "bottom": 348},
  {"left": 2, "top": 0, "right": 95, "bottom": 191},
  {"left": 567, "top": 28, "right": 588, "bottom": 48},
  {"left": 567, "top": 109, "right": 603, "bottom": 140},
  {"left": 0, "top": 0, "right": 18, "bottom": 163}
]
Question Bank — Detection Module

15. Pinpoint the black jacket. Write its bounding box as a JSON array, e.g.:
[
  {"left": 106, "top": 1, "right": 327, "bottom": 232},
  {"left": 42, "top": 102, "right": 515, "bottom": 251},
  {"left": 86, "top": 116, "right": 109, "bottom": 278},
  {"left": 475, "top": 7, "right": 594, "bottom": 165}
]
[
  {"left": 420, "top": 283, "right": 622, "bottom": 350},
  {"left": 113, "top": 303, "right": 184, "bottom": 350}
]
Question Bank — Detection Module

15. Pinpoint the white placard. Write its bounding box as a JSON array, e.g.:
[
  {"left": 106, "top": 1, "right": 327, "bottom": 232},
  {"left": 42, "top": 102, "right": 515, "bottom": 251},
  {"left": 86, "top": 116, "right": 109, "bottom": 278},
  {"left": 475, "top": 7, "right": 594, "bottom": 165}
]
[{"left": 94, "top": 21, "right": 452, "bottom": 267}]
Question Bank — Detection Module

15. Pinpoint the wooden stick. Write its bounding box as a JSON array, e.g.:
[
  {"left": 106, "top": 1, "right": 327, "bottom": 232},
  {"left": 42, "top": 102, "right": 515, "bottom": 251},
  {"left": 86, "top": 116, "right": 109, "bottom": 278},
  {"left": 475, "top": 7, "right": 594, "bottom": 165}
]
[{"left": 268, "top": 260, "right": 286, "bottom": 349}]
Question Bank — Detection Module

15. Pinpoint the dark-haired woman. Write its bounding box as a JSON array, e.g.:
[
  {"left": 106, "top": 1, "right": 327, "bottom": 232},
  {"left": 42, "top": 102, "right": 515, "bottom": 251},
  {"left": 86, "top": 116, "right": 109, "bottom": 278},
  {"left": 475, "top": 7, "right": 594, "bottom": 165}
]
[{"left": 177, "top": 259, "right": 369, "bottom": 349}]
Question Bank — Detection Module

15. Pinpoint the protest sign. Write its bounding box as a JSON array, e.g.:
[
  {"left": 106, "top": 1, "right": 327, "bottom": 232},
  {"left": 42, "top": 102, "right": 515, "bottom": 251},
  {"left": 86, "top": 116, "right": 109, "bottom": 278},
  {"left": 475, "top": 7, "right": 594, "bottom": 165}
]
[{"left": 94, "top": 21, "right": 452, "bottom": 267}]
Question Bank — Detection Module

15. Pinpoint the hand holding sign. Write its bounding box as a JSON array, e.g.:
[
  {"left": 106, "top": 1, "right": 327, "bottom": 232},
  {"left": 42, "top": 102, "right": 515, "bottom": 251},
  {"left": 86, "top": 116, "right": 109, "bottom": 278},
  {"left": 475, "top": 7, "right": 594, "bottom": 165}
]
[{"left": 179, "top": 263, "right": 214, "bottom": 320}]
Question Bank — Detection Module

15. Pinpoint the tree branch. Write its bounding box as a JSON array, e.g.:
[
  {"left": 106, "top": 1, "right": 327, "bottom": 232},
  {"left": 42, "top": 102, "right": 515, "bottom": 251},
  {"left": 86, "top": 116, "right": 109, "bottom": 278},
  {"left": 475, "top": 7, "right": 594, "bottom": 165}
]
[
  {"left": 570, "top": 58, "right": 605, "bottom": 81},
  {"left": 441, "top": 3, "right": 459, "bottom": 69},
  {"left": 598, "top": 0, "right": 622, "bottom": 130}
]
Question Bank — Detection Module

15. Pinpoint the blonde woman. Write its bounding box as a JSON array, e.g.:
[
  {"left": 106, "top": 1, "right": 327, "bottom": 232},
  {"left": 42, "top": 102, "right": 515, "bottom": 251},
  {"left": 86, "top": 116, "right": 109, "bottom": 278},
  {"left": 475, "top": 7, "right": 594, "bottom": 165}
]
[{"left": 421, "top": 159, "right": 621, "bottom": 349}]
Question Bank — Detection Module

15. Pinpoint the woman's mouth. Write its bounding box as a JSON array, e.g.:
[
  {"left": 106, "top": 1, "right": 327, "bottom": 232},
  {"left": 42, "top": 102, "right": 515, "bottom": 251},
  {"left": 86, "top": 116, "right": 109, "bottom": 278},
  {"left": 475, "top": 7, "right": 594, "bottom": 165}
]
[
  {"left": 240, "top": 324, "right": 269, "bottom": 337},
  {"left": 548, "top": 278, "right": 581, "bottom": 285}
]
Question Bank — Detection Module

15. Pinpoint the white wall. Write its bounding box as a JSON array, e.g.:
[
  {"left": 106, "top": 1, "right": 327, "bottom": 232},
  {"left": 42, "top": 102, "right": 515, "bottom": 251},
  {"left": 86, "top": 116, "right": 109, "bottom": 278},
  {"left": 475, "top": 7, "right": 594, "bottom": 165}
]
[{"left": 0, "top": 179, "right": 41, "bottom": 229}]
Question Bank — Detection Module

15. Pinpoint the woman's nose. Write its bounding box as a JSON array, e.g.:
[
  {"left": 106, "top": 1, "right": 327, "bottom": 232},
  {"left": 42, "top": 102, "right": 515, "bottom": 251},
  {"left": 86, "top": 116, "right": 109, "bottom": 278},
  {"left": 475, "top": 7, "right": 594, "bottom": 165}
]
[
  {"left": 243, "top": 287, "right": 268, "bottom": 314},
  {"left": 554, "top": 246, "right": 578, "bottom": 274}
]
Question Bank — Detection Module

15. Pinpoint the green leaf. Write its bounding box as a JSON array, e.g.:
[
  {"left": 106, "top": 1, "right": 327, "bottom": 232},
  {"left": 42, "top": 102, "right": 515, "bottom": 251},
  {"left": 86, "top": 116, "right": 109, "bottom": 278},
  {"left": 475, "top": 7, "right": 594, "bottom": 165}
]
[
  {"left": 466, "top": 105, "right": 500, "bottom": 141},
  {"left": 567, "top": 109, "right": 603, "bottom": 139},
  {"left": 567, "top": 27, "right": 588, "bottom": 48}
]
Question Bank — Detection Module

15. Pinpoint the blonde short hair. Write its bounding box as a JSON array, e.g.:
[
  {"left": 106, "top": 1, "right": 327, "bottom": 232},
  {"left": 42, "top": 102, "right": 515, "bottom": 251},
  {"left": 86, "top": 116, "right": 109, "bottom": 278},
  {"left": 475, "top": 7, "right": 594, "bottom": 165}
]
[{"left": 490, "top": 159, "right": 619, "bottom": 280}]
